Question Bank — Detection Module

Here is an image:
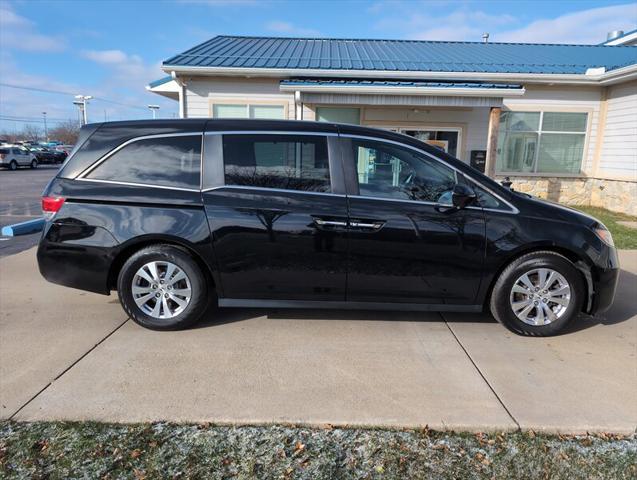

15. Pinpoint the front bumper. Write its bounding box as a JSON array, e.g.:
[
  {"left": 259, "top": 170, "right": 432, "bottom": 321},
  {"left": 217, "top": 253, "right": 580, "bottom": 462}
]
[{"left": 589, "top": 246, "right": 620, "bottom": 315}]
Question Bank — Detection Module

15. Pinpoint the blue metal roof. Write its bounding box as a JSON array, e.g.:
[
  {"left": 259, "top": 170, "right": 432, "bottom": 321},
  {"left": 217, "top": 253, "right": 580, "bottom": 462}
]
[
  {"left": 164, "top": 36, "right": 637, "bottom": 74},
  {"left": 281, "top": 78, "right": 523, "bottom": 89},
  {"left": 147, "top": 75, "right": 173, "bottom": 88},
  {"left": 602, "top": 28, "right": 637, "bottom": 44}
]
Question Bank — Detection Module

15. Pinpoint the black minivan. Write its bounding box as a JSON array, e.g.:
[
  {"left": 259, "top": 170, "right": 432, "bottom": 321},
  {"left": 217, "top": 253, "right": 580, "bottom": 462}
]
[{"left": 37, "top": 119, "right": 619, "bottom": 336}]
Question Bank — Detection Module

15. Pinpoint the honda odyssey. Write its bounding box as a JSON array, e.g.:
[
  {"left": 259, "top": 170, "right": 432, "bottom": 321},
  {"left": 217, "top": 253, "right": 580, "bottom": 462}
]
[{"left": 37, "top": 119, "right": 619, "bottom": 336}]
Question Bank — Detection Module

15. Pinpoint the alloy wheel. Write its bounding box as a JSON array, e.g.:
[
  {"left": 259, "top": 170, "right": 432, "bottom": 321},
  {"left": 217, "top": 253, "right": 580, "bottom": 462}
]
[
  {"left": 509, "top": 268, "right": 571, "bottom": 326},
  {"left": 131, "top": 261, "right": 192, "bottom": 319}
]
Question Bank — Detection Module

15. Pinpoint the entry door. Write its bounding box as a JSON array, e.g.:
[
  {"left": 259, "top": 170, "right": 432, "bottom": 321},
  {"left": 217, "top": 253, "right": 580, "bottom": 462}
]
[
  {"left": 342, "top": 137, "right": 485, "bottom": 305},
  {"left": 202, "top": 132, "right": 348, "bottom": 301}
]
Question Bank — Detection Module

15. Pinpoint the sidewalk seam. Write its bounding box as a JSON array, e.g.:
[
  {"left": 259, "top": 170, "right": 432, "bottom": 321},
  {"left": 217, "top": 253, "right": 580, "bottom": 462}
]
[
  {"left": 441, "top": 314, "right": 521, "bottom": 430},
  {"left": 9, "top": 318, "right": 130, "bottom": 420}
]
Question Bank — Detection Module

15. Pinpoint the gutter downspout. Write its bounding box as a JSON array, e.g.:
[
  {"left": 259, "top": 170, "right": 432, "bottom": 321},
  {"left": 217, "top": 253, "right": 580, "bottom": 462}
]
[
  {"left": 171, "top": 71, "right": 187, "bottom": 118},
  {"left": 294, "top": 90, "right": 303, "bottom": 120}
]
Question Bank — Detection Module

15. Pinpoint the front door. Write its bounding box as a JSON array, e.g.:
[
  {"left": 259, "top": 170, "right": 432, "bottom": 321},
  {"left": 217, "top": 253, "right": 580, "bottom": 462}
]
[
  {"left": 341, "top": 136, "right": 486, "bottom": 305},
  {"left": 202, "top": 132, "right": 348, "bottom": 301}
]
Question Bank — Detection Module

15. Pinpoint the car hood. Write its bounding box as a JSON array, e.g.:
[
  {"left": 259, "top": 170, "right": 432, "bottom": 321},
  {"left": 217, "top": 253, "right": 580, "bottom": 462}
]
[{"left": 515, "top": 192, "right": 601, "bottom": 228}]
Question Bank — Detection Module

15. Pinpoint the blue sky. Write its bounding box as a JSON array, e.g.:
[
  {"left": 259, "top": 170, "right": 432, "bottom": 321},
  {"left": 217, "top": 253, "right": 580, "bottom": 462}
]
[{"left": 1, "top": 0, "right": 635, "bottom": 132}]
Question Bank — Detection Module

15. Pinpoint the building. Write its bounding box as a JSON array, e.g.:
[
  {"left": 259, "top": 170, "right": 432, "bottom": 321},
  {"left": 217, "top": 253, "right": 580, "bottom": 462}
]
[{"left": 148, "top": 35, "right": 637, "bottom": 215}]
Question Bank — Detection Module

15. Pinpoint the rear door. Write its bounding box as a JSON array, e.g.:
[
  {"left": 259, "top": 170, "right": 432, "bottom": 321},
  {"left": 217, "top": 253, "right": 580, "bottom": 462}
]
[
  {"left": 341, "top": 135, "right": 486, "bottom": 305},
  {"left": 201, "top": 129, "right": 348, "bottom": 302}
]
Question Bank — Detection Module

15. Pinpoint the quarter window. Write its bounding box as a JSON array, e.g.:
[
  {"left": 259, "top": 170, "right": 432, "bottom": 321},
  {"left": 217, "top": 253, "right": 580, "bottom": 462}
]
[
  {"left": 351, "top": 139, "right": 456, "bottom": 204},
  {"left": 223, "top": 134, "right": 331, "bottom": 192},
  {"left": 86, "top": 135, "right": 201, "bottom": 189},
  {"left": 496, "top": 111, "right": 588, "bottom": 174}
]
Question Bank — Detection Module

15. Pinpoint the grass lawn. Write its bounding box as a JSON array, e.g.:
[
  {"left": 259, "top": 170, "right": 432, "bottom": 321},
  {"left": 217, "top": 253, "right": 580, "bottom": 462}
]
[
  {"left": 569, "top": 206, "right": 637, "bottom": 250},
  {"left": 1, "top": 422, "right": 635, "bottom": 479}
]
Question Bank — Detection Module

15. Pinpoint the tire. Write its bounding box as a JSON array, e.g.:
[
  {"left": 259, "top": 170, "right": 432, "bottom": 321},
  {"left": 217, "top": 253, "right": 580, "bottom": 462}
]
[
  {"left": 489, "top": 251, "right": 584, "bottom": 336},
  {"left": 117, "top": 245, "right": 209, "bottom": 330},
  {"left": 30, "top": 159, "right": 38, "bottom": 169},
  {"left": 9, "top": 160, "right": 17, "bottom": 171}
]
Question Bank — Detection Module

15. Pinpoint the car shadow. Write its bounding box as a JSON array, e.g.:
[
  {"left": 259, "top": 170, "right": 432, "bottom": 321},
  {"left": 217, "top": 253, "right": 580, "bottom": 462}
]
[{"left": 192, "top": 268, "right": 636, "bottom": 333}]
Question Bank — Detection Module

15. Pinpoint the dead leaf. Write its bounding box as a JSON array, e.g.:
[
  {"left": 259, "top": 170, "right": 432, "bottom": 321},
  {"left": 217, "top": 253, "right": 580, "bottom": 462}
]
[{"left": 130, "top": 449, "right": 142, "bottom": 459}]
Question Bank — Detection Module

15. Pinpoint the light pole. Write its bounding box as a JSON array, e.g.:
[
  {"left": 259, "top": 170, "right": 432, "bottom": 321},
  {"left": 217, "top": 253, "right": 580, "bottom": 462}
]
[
  {"left": 148, "top": 104, "right": 160, "bottom": 119},
  {"left": 42, "top": 112, "right": 48, "bottom": 142},
  {"left": 74, "top": 95, "right": 93, "bottom": 125}
]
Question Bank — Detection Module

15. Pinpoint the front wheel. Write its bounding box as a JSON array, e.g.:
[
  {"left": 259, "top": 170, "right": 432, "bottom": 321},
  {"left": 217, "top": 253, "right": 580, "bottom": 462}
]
[
  {"left": 117, "top": 245, "right": 210, "bottom": 330},
  {"left": 490, "top": 251, "right": 584, "bottom": 336},
  {"left": 30, "top": 159, "right": 38, "bottom": 169}
]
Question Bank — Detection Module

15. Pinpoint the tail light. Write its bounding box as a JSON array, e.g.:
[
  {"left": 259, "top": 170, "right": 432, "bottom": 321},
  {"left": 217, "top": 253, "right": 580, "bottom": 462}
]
[
  {"left": 42, "top": 196, "right": 65, "bottom": 220},
  {"left": 0, "top": 154, "right": 5, "bottom": 160}
]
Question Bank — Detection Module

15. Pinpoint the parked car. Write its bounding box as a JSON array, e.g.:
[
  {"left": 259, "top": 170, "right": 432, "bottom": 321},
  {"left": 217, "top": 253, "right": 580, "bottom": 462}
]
[
  {"left": 37, "top": 119, "right": 619, "bottom": 336},
  {"left": 0, "top": 145, "right": 38, "bottom": 170},
  {"left": 54, "top": 145, "right": 74, "bottom": 156},
  {"left": 28, "top": 146, "right": 66, "bottom": 164}
]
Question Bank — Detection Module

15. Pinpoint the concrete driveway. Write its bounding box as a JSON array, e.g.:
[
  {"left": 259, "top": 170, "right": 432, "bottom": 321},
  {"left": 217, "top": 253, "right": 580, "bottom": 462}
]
[{"left": 1, "top": 248, "right": 635, "bottom": 434}]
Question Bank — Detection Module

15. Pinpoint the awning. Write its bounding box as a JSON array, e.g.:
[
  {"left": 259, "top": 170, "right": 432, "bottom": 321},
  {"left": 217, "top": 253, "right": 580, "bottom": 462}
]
[
  {"left": 146, "top": 76, "right": 180, "bottom": 100},
  {"left": 280, "top": 78, "right": 525, "bottom": 96}
]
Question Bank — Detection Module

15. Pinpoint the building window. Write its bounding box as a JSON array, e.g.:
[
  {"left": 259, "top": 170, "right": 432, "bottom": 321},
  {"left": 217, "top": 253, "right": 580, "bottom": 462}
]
[
  {"left": 496, "top": 111, "right": 588, "bottom": 174},
  {"left": 316, "top": 107, "right": 360, "bottom": 125},
  {"left": 211, "top": 103, "right": 286, "bottom": 119},
  {"left": 223, "top": 134, "right": 331, "bottom": 192}
]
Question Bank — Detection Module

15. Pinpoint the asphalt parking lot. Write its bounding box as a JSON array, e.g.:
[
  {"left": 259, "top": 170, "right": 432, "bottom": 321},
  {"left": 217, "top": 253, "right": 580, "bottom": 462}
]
[
  {"left": 1, "top": 248, "right": 635, "bottom": 434},
  {"left": 0, "top": 166, "right": 59, "bottom": 257}
]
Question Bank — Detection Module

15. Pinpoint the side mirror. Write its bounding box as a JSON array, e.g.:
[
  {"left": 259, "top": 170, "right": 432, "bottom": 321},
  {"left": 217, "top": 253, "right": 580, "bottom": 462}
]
[{"left": 452, "top": 184, "right": 477, "bottom": 209}]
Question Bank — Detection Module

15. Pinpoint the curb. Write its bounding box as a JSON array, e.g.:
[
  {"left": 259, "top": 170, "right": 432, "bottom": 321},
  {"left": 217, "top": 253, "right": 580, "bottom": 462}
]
[{"left": 1, "top": 218, "right": 45, "bottom": 237}]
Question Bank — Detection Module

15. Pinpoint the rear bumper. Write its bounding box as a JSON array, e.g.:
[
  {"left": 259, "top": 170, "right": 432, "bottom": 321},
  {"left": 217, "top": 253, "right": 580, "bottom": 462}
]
[
  {"left": 37, "top": 221, "right": 118, "bottom": 295},
  {"left": 589, "top": 246, "right": 620, "bottom": 315}
]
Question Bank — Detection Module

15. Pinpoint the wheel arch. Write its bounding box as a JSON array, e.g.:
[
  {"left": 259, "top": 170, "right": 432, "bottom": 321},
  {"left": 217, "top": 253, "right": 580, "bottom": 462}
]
[
  {"left": 482, "top": 244, "right": 594, "bottom": 314},
  {"left": 107, "top": 235, "right": 217, "bottom": 294}
]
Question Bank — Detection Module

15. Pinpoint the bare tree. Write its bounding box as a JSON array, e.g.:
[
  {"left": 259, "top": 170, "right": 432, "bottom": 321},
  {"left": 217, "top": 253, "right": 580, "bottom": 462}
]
[
  {"left": 21, "top": 124, "right": 42, "bottom": 142},
  {"left": 49, "top": 120, "right": 80, "bottom": 145}
]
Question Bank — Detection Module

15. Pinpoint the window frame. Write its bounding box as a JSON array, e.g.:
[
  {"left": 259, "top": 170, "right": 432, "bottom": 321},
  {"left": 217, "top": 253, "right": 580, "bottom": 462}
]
[
  {"left": 201, "top": 131, "right": 345, "bottom": 196},
  {"left": 208, "top": 100, "right": 288, "bottom": 120},
  {"left": 496, "top": 109, "right": 591, "bottom": 177},
  {"left": 77, "top": 132, "right": 204, "bottom": 192},
  {"left": 339, "top": 134, "right": 518, "bottom": 214}
]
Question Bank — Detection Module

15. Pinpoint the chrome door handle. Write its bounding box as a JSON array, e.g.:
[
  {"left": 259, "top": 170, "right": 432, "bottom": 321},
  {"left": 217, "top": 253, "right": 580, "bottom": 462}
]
[
  {"left": 350, "top": 221, "right": 385, "bottom": 230},
  {"left": 314, "top": 218, "right": 348, "bottom": 227}
]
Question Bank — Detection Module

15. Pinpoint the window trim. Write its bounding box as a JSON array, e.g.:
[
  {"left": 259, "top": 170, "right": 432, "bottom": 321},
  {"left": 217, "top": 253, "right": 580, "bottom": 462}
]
[
  {"left": 76, "top": 132, "right": 204, "bottom": 192},
  {"left": 340, "top": 134, "right": 518, "bottom": 214},
  {"left": 496, "top": 108, "right": 592, "bottom": 176},
  {"left": 216, "top": 132, "right": 338, "bottom": 195},
  {"left": 208, "top": 99, "right": 289, "bottom": 120}
]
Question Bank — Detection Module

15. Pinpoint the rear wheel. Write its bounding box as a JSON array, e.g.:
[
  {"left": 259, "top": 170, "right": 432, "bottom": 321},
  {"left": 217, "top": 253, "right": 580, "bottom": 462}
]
[
  {"left": 9, "top": 160, "right": 17, "bottom": 171},
  {"left": 490, "top": 251, "right": 584, "bottom": 336},
  {"left": 117, "top": 245, "right": 209, "bottom": 330}
]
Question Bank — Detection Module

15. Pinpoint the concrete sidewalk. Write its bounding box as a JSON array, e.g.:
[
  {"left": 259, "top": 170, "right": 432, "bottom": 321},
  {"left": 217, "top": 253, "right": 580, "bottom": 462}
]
[{"left": 1, "top": 248, "right": 635, "bottom": 434}]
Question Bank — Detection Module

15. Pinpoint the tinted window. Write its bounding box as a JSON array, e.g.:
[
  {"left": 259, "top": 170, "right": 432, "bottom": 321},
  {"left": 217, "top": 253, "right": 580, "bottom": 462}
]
[
  {"left": 472, "top": 183, "right": 506, "bottom": 209},
  {"left": 223, "top": 134, "right": 330, "bottom": 192},
  {"left": 86, "top": 135, "right": 201, "bottom": 189},
  {"left": 351, "top": 139, "right": 456, "bottom": 204},
  {"left": 0, "top": 149, "right": 9, "bottom": 154}
]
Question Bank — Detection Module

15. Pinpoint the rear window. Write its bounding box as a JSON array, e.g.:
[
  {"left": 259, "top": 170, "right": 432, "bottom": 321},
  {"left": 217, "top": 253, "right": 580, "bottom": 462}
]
[
  {"left": 222, "top": 134, "right": 330, "bottom": 192},
  {"left": 85, "top": 135, "right": 201, "bottom": 189},
  {"left": 0, "top": 148, "right": 8, "bottom": 154}
]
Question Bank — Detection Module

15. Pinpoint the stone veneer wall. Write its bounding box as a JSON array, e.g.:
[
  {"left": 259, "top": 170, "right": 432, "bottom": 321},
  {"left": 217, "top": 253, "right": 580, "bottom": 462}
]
[{"left": 494, "top": 176, "right": 637, "bottom": 216}]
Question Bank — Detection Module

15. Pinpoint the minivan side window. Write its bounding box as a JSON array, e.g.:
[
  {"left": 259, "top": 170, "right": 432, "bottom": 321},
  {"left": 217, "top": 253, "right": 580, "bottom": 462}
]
[
  {"left": 85, "top": 135, "right": 201, "bottom": 189},
  {"left": 223, "top": 134, "right": 330, "bottom": 193},
  {"left": 351, "top": 139, "right": 456, "bottom": 204}
]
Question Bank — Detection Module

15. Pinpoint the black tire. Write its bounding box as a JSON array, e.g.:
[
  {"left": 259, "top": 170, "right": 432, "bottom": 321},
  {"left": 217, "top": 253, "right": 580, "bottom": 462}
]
[
  {"left": 30, "top": 159, "right": 38, "bottom": 169},
  {"left": 117, "top": 244, "right": 209, "bottom": 330},
  {"left": 489, "top": 251, "right": 585, "bottom": 336},
  {"left": 9, "top": 160, "right": 17, "bottom": 171}
]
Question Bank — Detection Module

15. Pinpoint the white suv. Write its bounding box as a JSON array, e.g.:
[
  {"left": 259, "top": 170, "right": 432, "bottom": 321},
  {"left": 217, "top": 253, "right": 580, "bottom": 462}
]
[{"left": 0, "top": 145, "right": 38, "bottom": 170}]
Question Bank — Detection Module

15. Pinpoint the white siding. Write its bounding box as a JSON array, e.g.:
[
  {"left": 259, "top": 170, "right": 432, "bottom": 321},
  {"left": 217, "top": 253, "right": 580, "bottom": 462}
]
[
  {"left": 598, "top": 80, "right": 637, "bottom": 180},
  {"left": 503, "top": 85, "right": 602, "bottom": 174},
  {"left": 184, "top": 77, "right": 295, "bottom": 119}
]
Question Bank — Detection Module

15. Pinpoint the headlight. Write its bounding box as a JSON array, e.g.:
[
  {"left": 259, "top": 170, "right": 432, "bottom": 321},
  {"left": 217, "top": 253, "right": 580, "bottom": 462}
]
[{"left": 593, "top": 225, "right": 614, "bottom": 247}]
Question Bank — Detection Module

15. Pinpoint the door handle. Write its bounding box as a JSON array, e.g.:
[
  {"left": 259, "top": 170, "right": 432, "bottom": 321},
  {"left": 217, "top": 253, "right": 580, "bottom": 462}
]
[
  {"left": 350, "top": 220, "right": 385, "bottom": 231},
  {"left": 313, "top": 218, "right": 348, "bottom": 228}
]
